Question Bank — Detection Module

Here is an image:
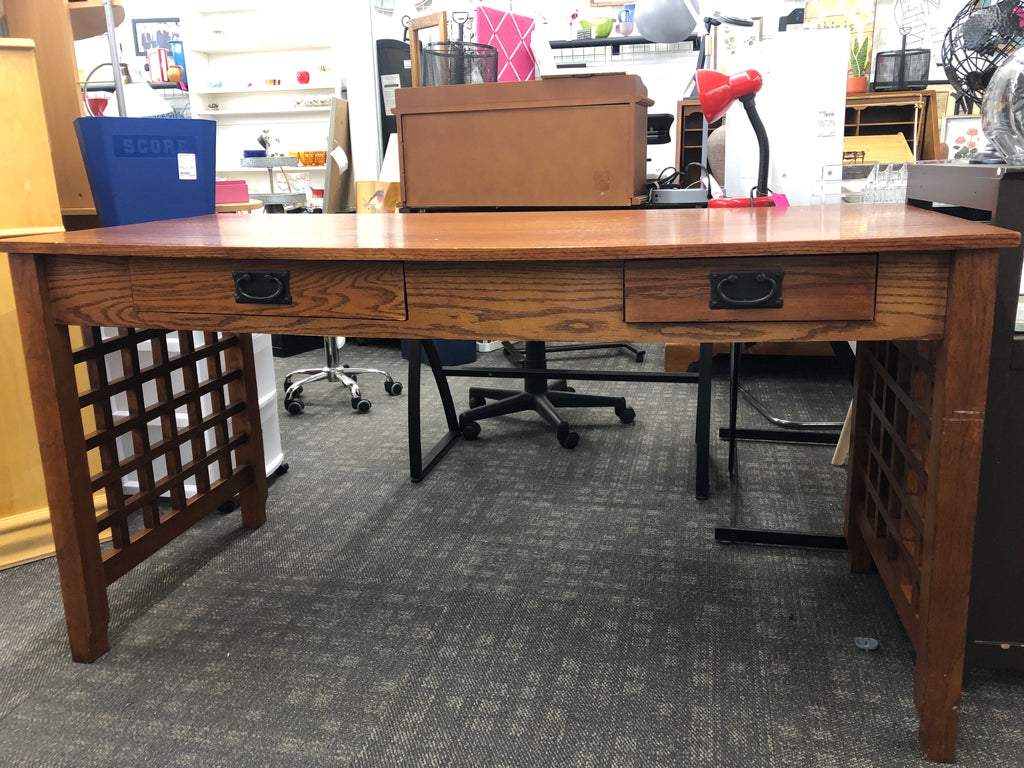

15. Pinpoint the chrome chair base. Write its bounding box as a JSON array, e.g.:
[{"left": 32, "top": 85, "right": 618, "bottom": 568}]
[{"left": 282, "top": 337, "right": 402, "bottom": 415}]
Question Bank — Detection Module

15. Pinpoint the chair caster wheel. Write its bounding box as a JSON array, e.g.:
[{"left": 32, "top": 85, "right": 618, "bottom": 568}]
[
  {"left": 285, "top": 397, "right": 304, "bottom": 415},
  {"left": 352, "top": 397, "right": 372, "bottom": 413},
  {"left": 616, "top": 405, "right": 636, "bottom": 424},
  {"left": 461, "top": 421, "right": 481, "bottom": 440},
  {"left": 557, "top": 423, "right": 579, "bottom": 449},
  {"left": 385, "top": 380, "right": 403, "bottom": 396},
  {"left": 635, "top": 351, "right": 646, "bottom": 363},
  {"left": 218, "top": 499, "right": 237, "bottom": 514},
  {"left": 283, "top": 381, "right": 302, "bottom": 397},
  {"left": 469, "top": 395, "right": 486, "bottom": 408},
  {"left": 274, "top": 463, "right": 290, "bottom": 476}
]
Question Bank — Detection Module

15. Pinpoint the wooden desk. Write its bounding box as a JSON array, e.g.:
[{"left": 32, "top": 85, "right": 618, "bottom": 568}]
[{"left": 5, "top": 204, "right": 1018, "bottom": 763}]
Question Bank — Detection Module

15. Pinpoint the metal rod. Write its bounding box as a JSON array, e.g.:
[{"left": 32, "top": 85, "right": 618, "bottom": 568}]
[{"left": 101, "top": 0, "right": 127, "bottom": 116}]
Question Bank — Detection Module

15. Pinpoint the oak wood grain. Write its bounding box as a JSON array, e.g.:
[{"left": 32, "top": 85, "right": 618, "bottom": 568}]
[
  {"left": 129, "top": 259, "right": 407, "bottom": 319},
  {"left": 623, "top": 254, "right": 877, "bottom": 323},
  {"left": 8, "top": 254, "right": 109, "bottom": 662},
  {"left": 914, "top": 248, "right": 999, "bottom": 763},
  {"left": 5, "top": 205, "right": 1019, "bottom": 261}
]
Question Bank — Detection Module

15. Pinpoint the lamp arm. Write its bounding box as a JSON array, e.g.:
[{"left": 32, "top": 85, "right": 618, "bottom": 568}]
[{"left": 739, "top": 94, "right": 770, "bottom": 197}]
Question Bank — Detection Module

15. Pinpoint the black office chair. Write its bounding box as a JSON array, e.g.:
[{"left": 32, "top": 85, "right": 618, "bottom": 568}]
[{"left": 459, "top": 341, "right": 635, "bottom": 449}]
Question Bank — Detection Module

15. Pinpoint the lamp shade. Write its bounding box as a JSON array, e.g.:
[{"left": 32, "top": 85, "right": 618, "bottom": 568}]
[
  {"left": 694, "top": 69, "right": 763, "bottom": 123},
  {"left": 634, "top": 0, "right": 700, "bottom": 44}
]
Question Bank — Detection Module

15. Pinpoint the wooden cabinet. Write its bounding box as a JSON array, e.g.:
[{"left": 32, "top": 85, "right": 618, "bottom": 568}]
[
  {"left": 5, "top": 0, "right": 95, "bottom": 216},
  {"left": 675, "top": 99, "right": 724, "bottom": 187},
  {"left": 0, "top": 41, "right": 65, "bottom": 569}
]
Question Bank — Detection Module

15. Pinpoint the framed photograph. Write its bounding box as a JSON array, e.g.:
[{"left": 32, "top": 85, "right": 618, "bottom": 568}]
[
  {"left": 711, "top": 17, "right": 763, "bottom": 73},
  {"left": 132, "top": 18, "right": 181, "bottom": 57},
  {"left": 942, "top": 115, "right": 991, "bottom": 162}
]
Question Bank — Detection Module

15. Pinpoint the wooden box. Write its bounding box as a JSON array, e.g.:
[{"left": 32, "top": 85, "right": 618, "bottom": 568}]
[{"left": 394, "top": 74, "right": 653, "bottom": 209}]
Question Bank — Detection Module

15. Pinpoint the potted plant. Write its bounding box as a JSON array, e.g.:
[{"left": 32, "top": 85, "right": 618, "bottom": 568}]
[{"left": 848, "top": 35, "right": 871, "bottom": 93}]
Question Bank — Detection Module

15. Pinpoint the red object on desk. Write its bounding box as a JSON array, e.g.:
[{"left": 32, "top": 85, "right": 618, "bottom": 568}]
[{"left": 709, "top": 195, "right": 775, "bottom": 208}]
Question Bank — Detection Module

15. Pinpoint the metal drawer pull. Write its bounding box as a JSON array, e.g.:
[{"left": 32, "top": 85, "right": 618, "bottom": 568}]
[
  {"left": 709, "top": 269, "right": 784, "bottom": 309},
  {"left": 233, "top": 270, "right": 292, "bottom": 305}
]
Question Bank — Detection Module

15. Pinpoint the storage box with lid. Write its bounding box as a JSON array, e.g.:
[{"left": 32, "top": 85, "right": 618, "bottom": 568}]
[{"left": 393, "top": 74, "right": 653, "bottom": 209}]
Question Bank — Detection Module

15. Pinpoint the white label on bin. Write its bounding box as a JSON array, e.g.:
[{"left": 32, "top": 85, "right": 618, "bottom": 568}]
[
  {"left": 178, "top": 153, "right": 198, "bottom": 180},
  {"left": 381, "top": 74, "right": 400, "bottom": 113}
]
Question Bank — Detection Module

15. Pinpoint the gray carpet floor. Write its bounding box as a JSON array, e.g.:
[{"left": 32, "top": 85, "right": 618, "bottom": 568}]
[{"left": 1, "top": 341, "right": 1021, "bottom": 767}]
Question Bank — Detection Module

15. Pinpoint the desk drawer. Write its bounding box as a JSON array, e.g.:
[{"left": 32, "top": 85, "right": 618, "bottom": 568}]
[
  {"left": 624, "top": 254, "right": 877, "bottom": 323},
  {"left": 129, "top": 258, "right": 406, "bottom": 319}
]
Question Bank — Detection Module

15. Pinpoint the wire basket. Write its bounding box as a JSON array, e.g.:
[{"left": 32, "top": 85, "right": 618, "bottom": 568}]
[{"left": 421, "top": 41, "right": 498, "bottom": 86}]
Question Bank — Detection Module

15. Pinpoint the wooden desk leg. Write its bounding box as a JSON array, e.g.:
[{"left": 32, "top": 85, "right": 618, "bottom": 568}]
[
  {"left": 223, "top": 334, "right": 268, "bottom": 529},
  {"left": 845, "top": 249, "right": 998, "bottom": 762},
  {"left": 9, "top": 254, "right": 110, "bottom": 662},
  {"left": 914, "top": 248, "right": 998, "bottom": 763}
]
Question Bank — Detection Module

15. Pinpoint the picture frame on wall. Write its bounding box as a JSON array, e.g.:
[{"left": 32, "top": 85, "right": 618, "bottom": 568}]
[
  {"left": 942, "top": 115, "right": 991, "bottom": 162},
  {"left": 132, "top": 18, "right": 181, "bottom": 57}
]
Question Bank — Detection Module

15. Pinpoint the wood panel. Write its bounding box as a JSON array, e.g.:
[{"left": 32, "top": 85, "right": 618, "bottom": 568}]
[
  {"left": 0, "top": 41, "right": 65, "bottom": 570},
  {"left": 624, "top": 254, "right": 877, "bottom": 323},
  {"left": 35, "top": 250, "right": 950, "bottom": 346},
  {"left": 5, "top": 0, "right": 96, "bottom": 215},
  {"left": 7, "top": 206, "right": 1016, "bottom": 261},
  {"left": 129, "top": 259, "right": 407, "bottom": 319}
]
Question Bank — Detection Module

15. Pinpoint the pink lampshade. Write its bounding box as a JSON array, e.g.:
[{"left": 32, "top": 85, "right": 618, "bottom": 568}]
[{"left": 694, "top": 69, "right": 764, "bottom": 123}]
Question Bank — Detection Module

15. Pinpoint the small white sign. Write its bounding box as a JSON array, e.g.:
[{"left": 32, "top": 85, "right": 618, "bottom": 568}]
[
  {"left": 381, "top": 74, "right": 401, "bottom": 113},
  {"left": 177, "top": 153, "right": 197, "bottom": 180}
]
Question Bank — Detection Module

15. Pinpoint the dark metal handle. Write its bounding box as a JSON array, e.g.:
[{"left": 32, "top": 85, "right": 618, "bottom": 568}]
[
  {"left": 709, "top": 270, "right": 783, "bottom": 309},
  {"left": 233, "top": 270, "right": 292, "bottom": 305}
]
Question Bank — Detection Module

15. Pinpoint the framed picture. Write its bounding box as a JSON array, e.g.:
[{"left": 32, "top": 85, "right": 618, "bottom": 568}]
[
  {"left": 132, "top": 18, "right": 181, "bottom": 57},
  {"left": 942, "top": 115, "right": 991, "bottom": 162},
  {"left": 711, "top": 17, "right": 763, "bottom": 73}
]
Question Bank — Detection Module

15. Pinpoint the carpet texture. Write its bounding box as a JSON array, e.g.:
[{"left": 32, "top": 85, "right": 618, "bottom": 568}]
[{"left": 0, "top": 341, "right": 1020, "bottom": 768}]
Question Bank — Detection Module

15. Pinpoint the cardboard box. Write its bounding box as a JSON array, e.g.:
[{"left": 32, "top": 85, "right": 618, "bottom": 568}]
[{"left": 394, "top": 74, "right": 653, "bottom": 209}]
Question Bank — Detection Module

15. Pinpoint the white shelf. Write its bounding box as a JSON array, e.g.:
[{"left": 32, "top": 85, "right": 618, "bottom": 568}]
[
  {"left": 217, "top": 165, "right": 325, "bottom": 173},
  {"left": 198, "top": 107, "right": 330, "bottom": 117},
  {"left": 191, "top": 83, "right": 336, "bottom": 95},
  {"left": 190, "top": 41, "right": 330, "bottom": 54}
]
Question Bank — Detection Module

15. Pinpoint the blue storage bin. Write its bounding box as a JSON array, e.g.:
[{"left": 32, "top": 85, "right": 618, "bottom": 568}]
[
  {"left": 401, "top": 339, "right": 477, "bottom": 367},
  {"left": 74, "top": 117, "right": 216, "bottom": 226}
]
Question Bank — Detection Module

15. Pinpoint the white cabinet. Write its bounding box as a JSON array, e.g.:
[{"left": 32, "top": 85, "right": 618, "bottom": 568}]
[{"left": 179, "top": 2, "right": 343, "bottom": 195}]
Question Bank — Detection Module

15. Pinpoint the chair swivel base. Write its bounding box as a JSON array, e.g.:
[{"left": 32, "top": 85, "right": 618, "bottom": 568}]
[
  {"left": 282, "top": 337, "right": 401, "bottom": 415},
  {"left": 459, "top": 384, "right": 635, "bottom": 449},
  {"left": 283, "top": 367, "right": 402, "bottom": 414}
]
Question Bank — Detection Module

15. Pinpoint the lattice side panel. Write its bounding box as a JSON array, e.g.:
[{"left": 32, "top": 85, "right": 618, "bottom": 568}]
[
  {"left": 73, "top": 328, "right": 255, "bottom": 584},
  {"left": 850, "top": 340, "right": 936, "bottom": 646}
]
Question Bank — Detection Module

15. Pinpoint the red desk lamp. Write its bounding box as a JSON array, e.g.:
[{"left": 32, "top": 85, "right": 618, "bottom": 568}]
[{"left": 694, "top": 69, "right": 775, "bottom": 208}]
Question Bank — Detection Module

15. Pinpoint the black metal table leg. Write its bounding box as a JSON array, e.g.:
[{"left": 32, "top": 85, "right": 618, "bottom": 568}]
[
  {"left": 695, "top": 342, "right": 712, "bottom": 500},
  {"left": 408, "top": 340, "right": 461, "bottom": 482}
]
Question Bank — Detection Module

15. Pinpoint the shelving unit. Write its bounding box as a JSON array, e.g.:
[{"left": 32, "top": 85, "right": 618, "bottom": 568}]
[
  {"left": 179, "top": 2, "right": 342, "bottom": 197},
  {"left": 675, "top": 99, "right": 724, "bottom": 187}
]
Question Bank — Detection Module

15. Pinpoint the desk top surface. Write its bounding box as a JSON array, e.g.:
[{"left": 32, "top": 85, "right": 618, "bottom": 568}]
[{"left": 5, "top": 204, "right": 1018, "bottom": 261}]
